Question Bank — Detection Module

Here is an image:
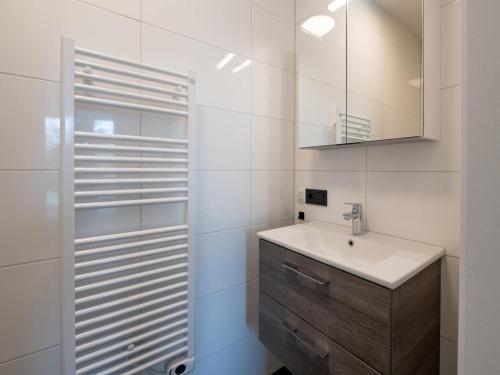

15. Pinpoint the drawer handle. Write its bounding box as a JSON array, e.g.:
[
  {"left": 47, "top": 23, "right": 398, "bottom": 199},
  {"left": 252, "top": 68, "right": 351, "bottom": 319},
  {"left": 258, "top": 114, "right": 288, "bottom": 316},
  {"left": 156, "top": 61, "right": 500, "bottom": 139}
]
[
  {"left": 282, "top": 321, "right": 329, "bottom": 359},
  {"left": 281, "top": 262, "right": 329, "bottom": 286}
]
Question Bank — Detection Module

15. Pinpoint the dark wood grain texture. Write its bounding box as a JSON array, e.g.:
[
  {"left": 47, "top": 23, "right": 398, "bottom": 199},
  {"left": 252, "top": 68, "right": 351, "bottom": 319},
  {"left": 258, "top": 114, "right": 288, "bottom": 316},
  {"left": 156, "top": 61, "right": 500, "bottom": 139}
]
[
  {"left": 259, "top": 240, "right": 391, "bottom": 373},
  {"left": 391, "top": 260, "right": 441, "bottom": 375},
  {"left": 260, "top": 292, "right": 381, "bottom": 375}
]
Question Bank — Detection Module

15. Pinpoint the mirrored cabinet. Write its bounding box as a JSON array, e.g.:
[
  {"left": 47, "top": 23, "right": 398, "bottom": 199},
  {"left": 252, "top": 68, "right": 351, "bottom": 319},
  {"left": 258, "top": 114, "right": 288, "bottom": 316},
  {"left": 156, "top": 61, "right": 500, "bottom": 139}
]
[{"left": 297, "top": 0, "right": 438, "bottom": 149}]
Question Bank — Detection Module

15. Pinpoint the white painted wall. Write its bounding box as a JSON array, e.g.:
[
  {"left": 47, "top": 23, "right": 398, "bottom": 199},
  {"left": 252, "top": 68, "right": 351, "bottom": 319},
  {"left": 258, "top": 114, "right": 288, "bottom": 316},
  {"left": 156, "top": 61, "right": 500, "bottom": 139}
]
[
  {"left": 0, "top": 1, "right": 296, "bottom": 374},
  {"left": 459, "top": 0, "right": 500, "bottom": 373},
  {"left": 295, "top": 0, "right": 461, "bottom": 373}
]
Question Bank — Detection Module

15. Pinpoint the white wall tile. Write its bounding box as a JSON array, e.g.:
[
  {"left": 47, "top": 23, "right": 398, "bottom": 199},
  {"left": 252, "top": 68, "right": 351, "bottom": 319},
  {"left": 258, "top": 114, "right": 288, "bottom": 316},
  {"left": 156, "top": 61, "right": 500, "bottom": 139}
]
[
  {"left": 252, "top": 61, "right": 294, "bottom": 121},
  {"left": 296, "top": 0, "right": 329, "bottom": 22},
  {"left": 252, "top": 116, "right": 294, "bottom": 170},
  {"left": 252, "top": 0, "right": 295, "bottom": 23},
  {"left": 0, "top": 0, "right": 64, "bottom": 80},
  {"left": 367, "top": 85, "right": 461, "bottom": 172},
  {"left": 252, "top": 5, "right": 294, "bottom": 70},
  {"left": 295, "top": 171, "right": 366, "bottom": 226},
  {"left": 366, "top": 172, "right": 460, "bottom": 256},
  {"left": 193, "top": 337, "right": 251, "bottom": 375},
  {"left": 197, "top": 171, "right": 251, "bottom": 233},
  {"left": 78, "top": 0, "right": 141, "bottom": 19},
  {"left": 249, "top": 333, "right": 282, "bottom": 375},
  {"left": 142, "top": 24, "right": 251, "bottom": 114},
  {"left": 196, "top": 228, "right": 251, "bottom": 298},
  {"left": 296, "top": 142, "right": 366, "bottom": 171},
  {"left": 197, "top": 107, "right": 251, "bottom": 170},
  {"left": 441, "top": 255, "right": 459, "bottom": 342},
  {"left": 440, "top": 337, "right": 458, "bottom": 375},
  {"left": 0, "top": 346, "right": 61, "bottom": 375},
  {"left": 0, "top": 172, "right": 60, "bottom": 267},
  {"left": 64, "top": 0, "right": 140, "bottom": 61},
  {"left": 195, "top": 283, "right": 253, "bottom": 361},
  {"left": 142, "top": 0, "right": 251, "bottom": 56},
  {"left": 0, "top": 260, "right": 61, "bottom": 363},
  {"left": 441, "top": 0, "right": 461, "bottom": 88},
  {"left": 252, "top": 171, "right": 294, "bottom": 225},
  {"left": 0, "top": 75, "right": 60, "bottom": 170}
]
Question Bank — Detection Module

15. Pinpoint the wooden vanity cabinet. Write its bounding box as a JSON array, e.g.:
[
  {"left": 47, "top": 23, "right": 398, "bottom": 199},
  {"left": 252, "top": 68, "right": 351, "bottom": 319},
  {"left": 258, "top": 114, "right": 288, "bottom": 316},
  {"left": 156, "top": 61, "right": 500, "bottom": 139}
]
[{"left": 259, "top": 240, "right": 441, "bottom": 375}]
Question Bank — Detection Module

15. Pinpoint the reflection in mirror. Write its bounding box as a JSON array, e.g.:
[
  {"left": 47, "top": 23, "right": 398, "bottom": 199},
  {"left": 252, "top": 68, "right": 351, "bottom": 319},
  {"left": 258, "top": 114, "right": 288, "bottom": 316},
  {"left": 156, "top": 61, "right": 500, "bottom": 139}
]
[
  {"left": 296, "top": 0, "right": 423, "bottom": 148},
  {"left": 297, "top": 1, "right": 347, "bottom": 147},
  {"left": 346, "top": 0, "right": 422, "bottom": 143}
]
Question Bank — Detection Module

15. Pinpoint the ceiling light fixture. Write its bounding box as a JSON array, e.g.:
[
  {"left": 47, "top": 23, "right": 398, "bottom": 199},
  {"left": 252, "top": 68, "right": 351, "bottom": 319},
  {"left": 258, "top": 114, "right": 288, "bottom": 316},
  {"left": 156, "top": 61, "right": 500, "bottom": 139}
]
[
  {"left": 328, "top": 0, "right": 351, "bottom": 13},
  {"left": 216, "top": 53, "right": 236, "bottom": 70},
  {"left": 301, "top": 15, "right": 336, "bottom": 38}
]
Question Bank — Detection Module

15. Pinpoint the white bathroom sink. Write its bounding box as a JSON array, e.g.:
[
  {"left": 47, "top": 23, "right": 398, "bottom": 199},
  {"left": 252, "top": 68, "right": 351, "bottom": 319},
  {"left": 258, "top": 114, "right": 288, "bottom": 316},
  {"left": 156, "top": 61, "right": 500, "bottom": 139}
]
[{"left": 257, "top": 221, "right": 444, "bottom": 289}]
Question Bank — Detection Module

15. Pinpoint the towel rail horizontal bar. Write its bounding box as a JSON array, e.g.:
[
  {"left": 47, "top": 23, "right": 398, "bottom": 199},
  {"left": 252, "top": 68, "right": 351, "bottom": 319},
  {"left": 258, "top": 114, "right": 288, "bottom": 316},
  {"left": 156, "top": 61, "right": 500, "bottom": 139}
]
[
  {"left": 339, "top": 113, "right": 371, "bottom": 122},
  {"left": 76, "top": 319, "right": 188, "bottom": 365},
  {"left": 76, "top": 290, "right": 188, "bottom": 329},
  {"left": 75, "top": 59, "right": 188, "bottom": 88},
  {"left": 75, "top": 263, "right": 187, "bottom": 294},
  {"left": 75, "top": 276, "right": 188, "bottom": 306},
  {"left": 75, "top": 177, "right": 188, "bottom": 185},
  {"left": 75, "top": 47, "right": 188, "bottom": 79},
  {"left": 74, "top": 71, "right": 188, "bottom": 98},
  {"left": 75, "top": 224, "right": 187, "bottom": 245},
  {"left": 74, "top": 155, "right": 188, "bottom": 163},
  {"left": 75, "top": 143, "right": 188, "bottom": 154},
  {"left": 75, "top": 235, "right": 188, "bottom": 257},
  {"left": 74, "top": 131, "right": 188, "bottom": 144},
  {"left": 75, "top": 83, "right": 188, "bottom": 107},
  {"left": 97, "top": 338, "right": 189, "bottom": 375},
  {"left": 75, "top": 243, "right": 188, "bottom": 269},
  {"left": 75, "top": 197, "right": 188, "bottom": 209},
  {"left": 75, "top": 187, "right": 188, "bottom": 197},
  {"left": 75, "top": 167, "right": 187, "bottom": 173},
  {"left": 99, "top": 337, "right": 188, "bottom": 375},
  {"left": 76, "top": 327, "right": 188, "bottom": 374},
  {"left": 76, "top": 310, "right": 188, "bottom": 352},
  {"left": 75, "top": 254, "right": 188, "bottom": 282},
  {"left": 121, "top": 346, "right": 189, "bottom": 375},
  {"left": 76, "top": 301, "right": 188, "bottom": 342},
  {"left": 75, "top": 95, "right": 189, "bottom": 116}
]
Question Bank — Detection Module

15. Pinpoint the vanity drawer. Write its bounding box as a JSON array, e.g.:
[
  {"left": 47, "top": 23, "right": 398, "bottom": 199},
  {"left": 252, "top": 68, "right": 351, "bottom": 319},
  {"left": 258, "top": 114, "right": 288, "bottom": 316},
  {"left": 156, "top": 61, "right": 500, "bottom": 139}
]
[
  {"left": 260, "top": 292, "right": 380, "bottom": 375},
  {"left": 259, "top": 240, "right": 391, "bottom": 374}
]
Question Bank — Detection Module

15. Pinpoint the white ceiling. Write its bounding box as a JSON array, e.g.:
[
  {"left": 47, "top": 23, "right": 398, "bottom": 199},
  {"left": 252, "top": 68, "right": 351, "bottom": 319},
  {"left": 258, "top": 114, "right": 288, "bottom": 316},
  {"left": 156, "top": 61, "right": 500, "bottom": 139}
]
[{"left": 373, "top": 0, "right": 422, "bottom": 37}]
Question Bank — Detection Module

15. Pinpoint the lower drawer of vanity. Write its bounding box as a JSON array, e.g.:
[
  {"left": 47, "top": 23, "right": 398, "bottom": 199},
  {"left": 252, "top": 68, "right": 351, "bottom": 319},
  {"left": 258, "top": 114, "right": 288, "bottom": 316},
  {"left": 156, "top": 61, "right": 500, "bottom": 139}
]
[{"left": 259, "top": 292, "right": 381, "bottom": 375}]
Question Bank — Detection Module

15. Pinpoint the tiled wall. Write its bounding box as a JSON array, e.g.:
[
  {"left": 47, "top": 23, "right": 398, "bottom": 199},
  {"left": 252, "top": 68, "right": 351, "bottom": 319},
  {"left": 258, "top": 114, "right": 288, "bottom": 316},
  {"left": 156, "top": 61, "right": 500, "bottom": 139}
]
[
  {"left": 295, "top": 0, "right": 461, "bottom": 374},
  {"left": 0, "top": 0, "right": 296, "bottom": 374}
]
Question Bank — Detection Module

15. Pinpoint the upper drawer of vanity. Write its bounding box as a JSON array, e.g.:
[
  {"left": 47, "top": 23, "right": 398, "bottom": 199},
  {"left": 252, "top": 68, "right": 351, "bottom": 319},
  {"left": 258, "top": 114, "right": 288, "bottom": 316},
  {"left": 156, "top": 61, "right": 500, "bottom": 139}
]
[{"left": 259, "top": 239, "right": 391, "bottom": 374}]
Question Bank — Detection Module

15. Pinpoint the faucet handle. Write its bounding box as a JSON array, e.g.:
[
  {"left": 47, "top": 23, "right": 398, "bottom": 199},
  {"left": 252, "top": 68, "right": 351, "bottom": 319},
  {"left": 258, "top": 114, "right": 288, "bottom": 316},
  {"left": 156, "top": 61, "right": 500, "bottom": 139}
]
[{"left": 344, "top": 202, "right": 363, "bottom": 214}]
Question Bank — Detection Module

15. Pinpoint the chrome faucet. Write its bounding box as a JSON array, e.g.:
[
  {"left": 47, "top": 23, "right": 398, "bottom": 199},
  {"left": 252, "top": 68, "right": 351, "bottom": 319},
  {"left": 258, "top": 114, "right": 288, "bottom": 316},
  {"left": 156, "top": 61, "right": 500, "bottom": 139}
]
[{"left": 343, "top": 203, "right": 364, "bottom": 235}]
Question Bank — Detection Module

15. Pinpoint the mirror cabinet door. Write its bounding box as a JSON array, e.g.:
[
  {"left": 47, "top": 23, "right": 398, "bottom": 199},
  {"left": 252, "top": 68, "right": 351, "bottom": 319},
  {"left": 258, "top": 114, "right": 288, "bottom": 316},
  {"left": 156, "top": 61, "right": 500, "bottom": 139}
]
[
  {"left": 346, "top": 0, "right": 423, "bottom": 144},
  {"left": 297, "top": 2, "right": 347, "bottom": 147},
  {"left": 297, "top": 0, "right": 423, "bottom": 148}
]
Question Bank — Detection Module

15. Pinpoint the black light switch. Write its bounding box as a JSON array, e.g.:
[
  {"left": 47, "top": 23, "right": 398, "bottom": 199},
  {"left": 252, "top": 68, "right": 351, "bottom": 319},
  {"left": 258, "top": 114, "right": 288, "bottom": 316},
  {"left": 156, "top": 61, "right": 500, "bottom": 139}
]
[{"left": 305, "top": 189, "right": 327, "bottom": 206}]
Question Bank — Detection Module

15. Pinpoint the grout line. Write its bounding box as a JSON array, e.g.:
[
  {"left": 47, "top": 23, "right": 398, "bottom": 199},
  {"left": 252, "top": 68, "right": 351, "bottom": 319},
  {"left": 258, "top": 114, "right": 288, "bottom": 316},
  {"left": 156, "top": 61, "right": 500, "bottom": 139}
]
[
  {"left": 441, "top": 83, "right": 462, "bottom": 90},
  {"left": 0, "top": 344, "right": 61, "bottom": 367},
  {"left": 196, "top": 103, "right": 293, "bottom": 124},
  {"left": 0, "top": 169, "right": 60, "bottom": 172},
  {"left": 250, "top": 2, "right": 295, "bottom": 26},
  {"left": 0, "top": 71, "right": 59, "bottom": 83},
  {"left": 0, "top": 257, "right": 61, "bottom": 270},
  {"left": 195, "top": 279, "right": 252, "bottom": 301},
  {"left": 195, "top": 333, "right": 254, "bottom": 364},
  {"left": 76, "top": 0, "right": 141, "bottom": 22},
  {"left": 196, "top": 169, "right": 294, "bottom": 172},
  {"left": 196, "top": 219, "right": 294, "bottom": 237},
  {"left": 441, "top": 335, "right": 458, "bottom": 344}
]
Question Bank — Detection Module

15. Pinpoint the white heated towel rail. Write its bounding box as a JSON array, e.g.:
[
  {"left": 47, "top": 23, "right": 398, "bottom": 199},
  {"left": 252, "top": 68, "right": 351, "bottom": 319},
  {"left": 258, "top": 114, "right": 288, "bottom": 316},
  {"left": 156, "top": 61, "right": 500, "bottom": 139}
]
[
  {"left": 336, "top": 110, "right": 372, "bottom": 143},
  {"left": 61, "top": 37, "right": 196, "bottom": 375}
]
